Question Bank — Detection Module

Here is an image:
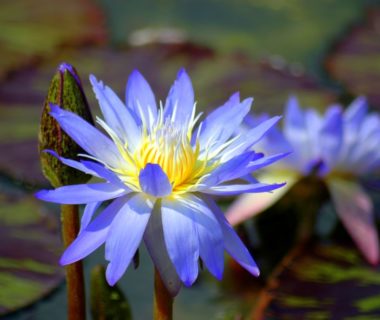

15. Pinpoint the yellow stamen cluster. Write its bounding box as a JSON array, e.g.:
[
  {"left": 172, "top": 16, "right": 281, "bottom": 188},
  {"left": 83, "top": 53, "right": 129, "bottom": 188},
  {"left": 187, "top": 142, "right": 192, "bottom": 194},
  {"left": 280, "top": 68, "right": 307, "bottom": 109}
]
[
  {"left": 99, "top": 106, "right": 217, "bottom": 195},
  {"left": 135, "top": 123, "right": 198, "bottom": 188}
]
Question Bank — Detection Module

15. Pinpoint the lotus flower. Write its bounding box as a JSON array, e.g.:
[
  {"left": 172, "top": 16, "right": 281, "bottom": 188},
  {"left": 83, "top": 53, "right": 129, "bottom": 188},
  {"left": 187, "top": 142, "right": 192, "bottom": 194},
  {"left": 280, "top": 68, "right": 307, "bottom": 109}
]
[
  {"left": 227, "top": 96, "right": 380, "bottom": 265},
  {"left": 36, "top": 68, "right": 287, "bottom": 295}
]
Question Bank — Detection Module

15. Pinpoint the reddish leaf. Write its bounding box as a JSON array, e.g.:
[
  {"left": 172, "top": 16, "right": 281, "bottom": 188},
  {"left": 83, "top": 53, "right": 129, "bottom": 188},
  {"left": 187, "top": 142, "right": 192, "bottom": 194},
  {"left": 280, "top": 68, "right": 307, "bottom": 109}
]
[
  {"left": 254, "top": 240, "right": 380, "bottom": 319},
  {"left": 326, "top": 8, "right": 380, "bottom": 108},
  {"left": 0, "top": 189, "right": 63, "bottom": 316}
]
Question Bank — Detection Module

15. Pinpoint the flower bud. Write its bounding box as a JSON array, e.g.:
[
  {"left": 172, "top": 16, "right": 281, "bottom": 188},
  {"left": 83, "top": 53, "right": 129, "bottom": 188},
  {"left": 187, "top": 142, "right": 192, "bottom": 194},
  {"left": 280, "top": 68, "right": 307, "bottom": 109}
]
[{"left": 39, "top": 63, "right": 94, "bottom": 187}]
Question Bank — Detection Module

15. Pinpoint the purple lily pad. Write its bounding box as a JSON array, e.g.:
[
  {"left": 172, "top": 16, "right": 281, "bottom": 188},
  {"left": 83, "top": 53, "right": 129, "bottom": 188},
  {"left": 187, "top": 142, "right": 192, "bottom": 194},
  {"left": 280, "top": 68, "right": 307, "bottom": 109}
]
[
  {"left": 326, "top": 8, "right": 380, "bottom": 108},
  {"left": 0, "top": 191, "right": 63, "bottom": 316},
  {"left": 254, "top": 240, "right": 380, "bottom": 319}
]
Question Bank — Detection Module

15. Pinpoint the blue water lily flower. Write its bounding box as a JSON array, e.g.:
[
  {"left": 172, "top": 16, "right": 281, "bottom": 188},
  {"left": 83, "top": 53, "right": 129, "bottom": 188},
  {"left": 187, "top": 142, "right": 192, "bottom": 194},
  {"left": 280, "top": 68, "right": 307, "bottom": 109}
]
[
  {"left": 227, "top": 96, "right": 380, "bottom": 264},
  {"left": 36, "top": 69, "right": 287, "bottom": 295}
]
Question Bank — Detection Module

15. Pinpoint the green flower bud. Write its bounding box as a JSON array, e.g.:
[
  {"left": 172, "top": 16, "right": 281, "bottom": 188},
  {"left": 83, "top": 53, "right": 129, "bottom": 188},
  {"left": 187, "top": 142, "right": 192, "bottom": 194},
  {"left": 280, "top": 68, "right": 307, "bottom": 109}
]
[
  {"left": 90, "top": 265, "right": 132, "bottom": 320},
  {"left": 39, "top": 63, "right": 94, "bottom": 187}
]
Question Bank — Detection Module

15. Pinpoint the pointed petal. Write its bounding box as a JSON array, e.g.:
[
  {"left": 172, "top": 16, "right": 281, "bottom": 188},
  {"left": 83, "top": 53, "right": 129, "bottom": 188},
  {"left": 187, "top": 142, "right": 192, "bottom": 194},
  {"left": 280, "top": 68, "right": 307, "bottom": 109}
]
[
  {"left": 80, "top": 160, "right": 126, "bottom": 188},
  {"left": 49, "top": 105, "right": 123, "bottom": 168},
  {"left": 105, "top": 193, "right": 153, "bottom": 285},
  {"left": 319, "top": 106, "right": 343, "bottom": 168},
  {"left": 203, "top": 195, "right": 259, "bottom": 276},
  {"left": 80, "top": 201, "right": 102, "bottom": 233},
  {"left": 60, "top": 196, "right": 131, "bottom": 265},
  {"left": 144, "top": 203, "right": 182, "bottom": 296},
  {"left": 125, "top": 70, "right": 157, "bottom": 129},
  {"left": 161, "top": 197, "right": 199, "bottom": 286},
  {"left": 44, "top": 150, "right": 100, "bottom": 177},
  {"left": 221, "top": 116, "right": 281, "bottom": 162},
  {"left": 187, "top": 195, "right": 224, "bottom": 280},
  {"left": 35, "top": 183, "right": 128, "bottom": 204},
  {"left": 139, "top": 164, "right": 172, "bottom": 197},
  {"left": 344, "top": 96, "right": 368, "bottom": 127},
  {"left": 199, "top": 94, "right": 252, "bottom": 149},
  {"left": 284, "top": 95, "right": 304, "bottom": 135},
  {"left": 202, "top": 182, "right": 286, "bottom": 196},
  {"left": 226, "top": 171, "right": 299, "bottom": 226},
  {"left": 90, "top": 75, "right": 141, "bottom": 149},
  {"left": 164, "top": 68, "right": 195, "bottom": 125},
  {"left": 327, "top": 178, "right": 379, "bottom": 265},
  {"left": 245, "top": 152, "right": 291, "bottom": 172},
  {"left": 201, "top": 151, "right": 261, "bottom": 187}
]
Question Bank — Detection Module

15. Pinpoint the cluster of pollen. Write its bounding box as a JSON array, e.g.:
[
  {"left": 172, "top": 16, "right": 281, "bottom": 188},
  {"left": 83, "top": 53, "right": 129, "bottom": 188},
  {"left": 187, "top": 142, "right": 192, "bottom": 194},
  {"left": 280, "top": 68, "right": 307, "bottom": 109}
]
[
  {"left": 135, "top": 121, "right": 198, "bottom": 188},
  {"left": 98, "top": 103, "right": 214, "bottom": 195}
]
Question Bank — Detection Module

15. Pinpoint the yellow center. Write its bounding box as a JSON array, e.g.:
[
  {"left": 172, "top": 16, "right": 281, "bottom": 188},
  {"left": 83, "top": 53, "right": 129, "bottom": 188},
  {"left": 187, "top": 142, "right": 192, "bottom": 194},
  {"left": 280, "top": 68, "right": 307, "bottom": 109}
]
[
  {"left": 99, "top": 108, "right": 217, "bottom": 196},
  {"left": 135, "top": 125, "right": 197, "bottom": 188}
]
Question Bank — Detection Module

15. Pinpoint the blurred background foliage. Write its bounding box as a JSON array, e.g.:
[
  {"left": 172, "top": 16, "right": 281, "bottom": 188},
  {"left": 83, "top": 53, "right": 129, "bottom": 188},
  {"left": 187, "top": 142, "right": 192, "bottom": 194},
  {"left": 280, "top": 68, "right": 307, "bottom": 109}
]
[{"left": 1, "top": 0, "right": 380, "bottom": 319}]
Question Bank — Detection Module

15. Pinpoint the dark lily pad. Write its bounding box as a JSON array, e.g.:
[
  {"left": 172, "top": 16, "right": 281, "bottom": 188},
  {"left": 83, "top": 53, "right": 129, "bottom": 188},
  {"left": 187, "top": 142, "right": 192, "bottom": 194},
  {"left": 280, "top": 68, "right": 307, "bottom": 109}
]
[
  {"left": 0, "top": 186, "right": 63, "bottom": 316},
  {"left": 97, "top": 0, "right": 372, "bottom": 72},
  {"left": 326, "top": 8, "right": 380, "bottom": 108},
  {"left": 0, "top": 43, "right": 336, "bottom": 186},
  {"left": 254, "top": 240, "right": 380, "bottom": 319},
  {"left": 0, "top": 0, "right": 105, "bottom": 81}
]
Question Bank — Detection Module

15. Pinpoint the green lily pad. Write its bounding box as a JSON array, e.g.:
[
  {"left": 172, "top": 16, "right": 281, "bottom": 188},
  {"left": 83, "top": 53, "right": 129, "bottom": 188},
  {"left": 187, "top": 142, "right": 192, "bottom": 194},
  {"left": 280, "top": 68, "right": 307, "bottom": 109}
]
[
  {"left": 326, "top": 8, "right": 380, "bottom": 108},
  {"left": 0, "top": 0, "right": 105, "bottom": 81},
  {"left": 254, "top": 240, "right": 380, "bottom": 319},
  {"left": 0, "top": 186, "right": 63, "bottom": 316}
]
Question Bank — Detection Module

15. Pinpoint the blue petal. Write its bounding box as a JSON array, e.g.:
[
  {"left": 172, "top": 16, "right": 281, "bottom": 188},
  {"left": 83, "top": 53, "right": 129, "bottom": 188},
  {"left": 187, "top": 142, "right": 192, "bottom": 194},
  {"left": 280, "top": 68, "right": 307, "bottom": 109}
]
[
  {"left": 139, "top": 164, "right": 172, "bottom": 197},
  {"left": 186, "top": 195, "right": 224, "bottom": 280},
  {"left": 203, "top": 195, "right": 259, "bottom": 276},
  {"left": 319, "top": 106, "right": 343, "bottom": 168},
  {"left": 245, "top": 152, "right": 291, "bottom": 172},
  {"left": 60, "top": 196, "right": 131, "bottom": 265},
  {"left": 144, "top": 203, "right": 182, "bottom": 296},
  {"left": 161, "top": 197, "right": 199, "bottom": 286},
  {"left": 80, "top": 160, "right": 126, "bottom": 188},
  {"left": 198, "top": 94, "right": 252, "bottom": 150},
  {"left": 79, "top": 201, "right": 102, "bottom": 233},
  {"left": 125, "top": 70, "right": 157, "bottom": 129},
  {"left": 221, "top": 116, "right": 281, "bottom": 162},
  {"left": 105, "top": 193, "right": 153, "bottom": 285},
  {"left": 284, "top": 95, "right": 304, "bottom": 134},
  {"left": 49, "top": 105, "right": 123, "bottom": 168},
  {"left": 344, "top": 96, "right": 368, "bottom": 129},
  {"left": 202, "top": 182, "right": 286, "bottom": 196},
  {"left": 164, "top": 68, "right": 195, "bottom": 125},
  {"left": 35, "top": 183, "right": 128, "bottom": 204},
  {"left": 90, "top": 75, "right": 142, "bottom": 149},
  {"left": 44, "top": 150, "right": 100, "bottom": 177},
  {"left": 200, "top": 151, "right": 261, "bottom": 188}
]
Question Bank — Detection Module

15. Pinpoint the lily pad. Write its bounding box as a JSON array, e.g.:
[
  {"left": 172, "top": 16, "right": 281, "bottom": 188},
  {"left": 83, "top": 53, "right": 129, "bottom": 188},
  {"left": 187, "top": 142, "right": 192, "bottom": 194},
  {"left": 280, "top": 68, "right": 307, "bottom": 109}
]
[
  {"left": 0, "top": 185, "right": 63, "bottom": 316},
  {"left": 326, "top": 8, "right": 380, "bottom": 108},
  {"left": 0, "top": 0, "right": 105, "bottom": 81},
  {"left": 254, "top": 240, "right": 380, "bottom": 319},
  {"left": 97, "top": 0, "right": 372, "bottom": 72},
  {"left": 0, "top": 43, "right": 336, "bottom": 186}
]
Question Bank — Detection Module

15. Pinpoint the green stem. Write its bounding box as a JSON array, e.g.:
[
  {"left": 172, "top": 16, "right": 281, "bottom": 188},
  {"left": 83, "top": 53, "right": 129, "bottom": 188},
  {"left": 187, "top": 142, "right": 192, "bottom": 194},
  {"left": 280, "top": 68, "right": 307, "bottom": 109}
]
[
  {"left": 153, "top": 268, "right": 173, "bottom": 320},
  {"left": 61, "top": 204, "right": 86, "bottom": 320}
]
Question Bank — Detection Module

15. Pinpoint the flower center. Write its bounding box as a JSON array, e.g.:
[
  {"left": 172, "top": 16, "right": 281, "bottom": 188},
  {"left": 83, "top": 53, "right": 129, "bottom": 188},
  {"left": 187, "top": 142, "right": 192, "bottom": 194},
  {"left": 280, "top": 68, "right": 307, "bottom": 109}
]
[{"left": 136, "top": 123, "right": 196, "bottom": 188}]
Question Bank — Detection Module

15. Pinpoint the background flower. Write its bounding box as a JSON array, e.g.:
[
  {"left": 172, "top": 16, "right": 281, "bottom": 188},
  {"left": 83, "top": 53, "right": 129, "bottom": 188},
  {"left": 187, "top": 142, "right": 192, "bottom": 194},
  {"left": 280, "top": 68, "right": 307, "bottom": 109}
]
[
  {"left": 227, "top": 96, "right": 380, "bottom": 264},
  {"left": 36, "top": 69, "right": 287, "bottom": 295}
]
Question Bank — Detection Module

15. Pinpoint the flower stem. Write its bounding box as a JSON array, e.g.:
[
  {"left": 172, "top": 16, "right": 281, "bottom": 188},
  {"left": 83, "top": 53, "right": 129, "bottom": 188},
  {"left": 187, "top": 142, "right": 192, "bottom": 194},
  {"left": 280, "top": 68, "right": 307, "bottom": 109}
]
[
  {"left": 61, "top": 204, "right": 86, "bottom": 320},
  {"left": 153, "top": 268, "right": 173, "bottom": 320}
]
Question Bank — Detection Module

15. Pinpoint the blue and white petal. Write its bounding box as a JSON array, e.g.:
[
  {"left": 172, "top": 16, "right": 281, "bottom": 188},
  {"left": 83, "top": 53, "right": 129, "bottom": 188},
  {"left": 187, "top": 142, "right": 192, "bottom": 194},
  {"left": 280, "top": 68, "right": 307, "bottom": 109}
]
[
  {"left": 49, "top": 105, "right": 123, "bottom": 168},
  {"left": 105, "top": 193, "right": 154, "bottom": 285},
  {"left": 125, "top": 70, "right": 157, "bottom": 129},
  {"left": 161, "top": 197, "right": 199, "bottom": 286}
]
